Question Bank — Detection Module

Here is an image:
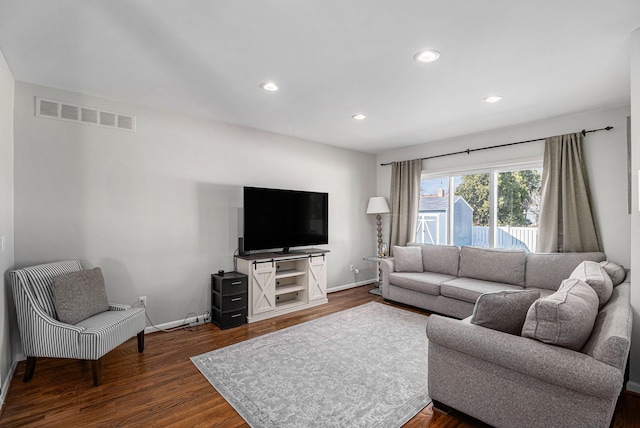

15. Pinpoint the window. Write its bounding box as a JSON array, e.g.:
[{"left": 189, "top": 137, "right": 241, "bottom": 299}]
[{"left": 417, "top": 165, "right": 542, "bottom": 252}]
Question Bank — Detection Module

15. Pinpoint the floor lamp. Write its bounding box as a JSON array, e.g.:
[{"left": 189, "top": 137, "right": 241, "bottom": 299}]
[
  {"left": 366, "top": 196, "right": 390, "bottom": 256},
  {"left": 366, "top": 196, "right": 390, "bottom": 296}
]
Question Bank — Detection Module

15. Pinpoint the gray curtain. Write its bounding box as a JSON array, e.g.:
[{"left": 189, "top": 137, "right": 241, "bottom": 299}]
[
  {"left": 389, "top": 159, "right": 422, "bottom": 253},
  {"left": 537, "top": 132, "right": 602, "bottom": 253}
]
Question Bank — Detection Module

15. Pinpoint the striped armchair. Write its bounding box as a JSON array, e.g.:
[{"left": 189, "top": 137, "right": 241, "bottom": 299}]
[{"left": 10, "top": 260, "right": 146, "bottom": 386}]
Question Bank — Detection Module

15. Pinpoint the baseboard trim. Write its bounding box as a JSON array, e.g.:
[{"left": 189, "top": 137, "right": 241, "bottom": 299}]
[
  {"left": 145, "top": 314, "right": 205, "bottom": 334},
  {"left": 626, "top": 380, "right": 640, "bottom": 394},
  {"left": 144, "top": 280, "right": 376, "bottom": 333},
  {"left": 0, "top": 361, "right": 18, "bottom": 412},
  {"left": 328, "top": 279, "right": 376, "bottom": 293}
]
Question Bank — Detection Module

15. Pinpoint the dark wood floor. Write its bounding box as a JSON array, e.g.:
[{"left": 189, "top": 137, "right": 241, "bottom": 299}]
[{"left": 1, "top": 284, "right": 638, "bottom": 427}]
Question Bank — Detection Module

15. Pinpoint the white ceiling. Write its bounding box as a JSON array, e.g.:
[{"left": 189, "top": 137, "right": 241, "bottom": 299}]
[{"left": 0, "top": 1, "right": 638, "bottom": 154}]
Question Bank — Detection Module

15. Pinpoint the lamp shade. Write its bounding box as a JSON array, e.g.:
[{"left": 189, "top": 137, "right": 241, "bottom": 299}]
[{"left": 366, "top": 196, "right": 390, "bottom": 214}]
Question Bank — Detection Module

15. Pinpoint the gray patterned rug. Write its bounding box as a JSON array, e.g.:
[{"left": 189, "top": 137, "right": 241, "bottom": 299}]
[{"left": 191, "top": 302, "right": 430, "bottom": 427}]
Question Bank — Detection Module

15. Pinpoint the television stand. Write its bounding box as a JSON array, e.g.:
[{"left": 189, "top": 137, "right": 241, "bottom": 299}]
[
  {"left": 236, "top": 250, "right": 329, "bottom": 323},
  {"left": 278, "top": 248, "right": 308, "bottom": 255}
]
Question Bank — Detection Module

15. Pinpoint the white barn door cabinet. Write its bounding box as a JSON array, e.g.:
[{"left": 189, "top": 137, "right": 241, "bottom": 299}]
[{"left": 236, "top": 250, "right": 328, "bottom": 323}]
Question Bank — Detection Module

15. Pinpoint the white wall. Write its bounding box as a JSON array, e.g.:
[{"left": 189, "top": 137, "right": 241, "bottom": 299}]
[
  {"left": 0, "top": 49, "right": 15, "bottom": 403},
  {"left": 628, "top": 28, "right": 640, "bottom": 393},
  {"left": 377, "top": 106, "right": 631, "bottom": 267},
  {"left": 12, "top": 82, "right": 378, "bottom": 345}
]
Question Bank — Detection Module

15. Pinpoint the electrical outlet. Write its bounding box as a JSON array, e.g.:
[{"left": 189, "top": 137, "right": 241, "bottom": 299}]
[
  {"left": 138, "top": 296, "right": 147, "bottom": 308},
  {"left": 350, "top": 264, "right": 355, "bottom": 272}
]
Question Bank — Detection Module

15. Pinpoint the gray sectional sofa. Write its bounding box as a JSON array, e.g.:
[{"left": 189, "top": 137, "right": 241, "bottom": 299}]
[
  {"left": 380, "top": 243, "right": 632, "bottom": 428},
  {"left": 380, "top": 244, "right": 608, "bottom": 319}
]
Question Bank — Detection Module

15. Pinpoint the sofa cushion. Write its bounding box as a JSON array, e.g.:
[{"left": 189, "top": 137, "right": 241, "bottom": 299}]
[
  {"left": 389, "top": 271, "right": 456, "bottom": 296},
  {"left": 52, "top": 267, "right": 110, "bottom": 325},
  {"left": 600, "top": 260, "right": 626, "bottom": 286},
  {"left": 393, "top": 246, "right": 423, "bottom": 272},
  {"left": 410, "top": 243, "right": 460, "bottom": 276},
  {"left": 522, "top": 277, "right": 599, "bottom": 351},
  {"left": 440, "top": 277, "right": 524, "bottom": 304},
  {"left": 458, "top": 246, "right": 526, "bottom": 286},
  {"left": 470, "top": 290, "right": 541, "bottom": 335},
  {"left": 524, "top": 252, "right": 606, "bottom": 290},
  {"left": 569, "top": 261, "right": 613, "bottom": 308}
]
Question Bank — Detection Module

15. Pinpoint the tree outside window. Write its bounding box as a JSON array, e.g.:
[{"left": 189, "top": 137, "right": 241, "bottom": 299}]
[{"left": 455, "top": 170, "right": 541, "bottom": 227}]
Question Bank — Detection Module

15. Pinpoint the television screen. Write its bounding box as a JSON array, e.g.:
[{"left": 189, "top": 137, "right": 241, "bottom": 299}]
[{"left": 243, "top": 187, "right": 328, "bottom": 253}]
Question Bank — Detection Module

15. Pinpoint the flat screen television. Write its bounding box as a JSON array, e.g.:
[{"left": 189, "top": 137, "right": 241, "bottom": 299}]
[{"left": 243, "top": 186, "right": 328, "bottom": 253}]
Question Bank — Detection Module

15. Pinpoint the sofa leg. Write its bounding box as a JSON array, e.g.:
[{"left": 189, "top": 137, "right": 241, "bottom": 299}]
[
  {"left": 91, "top": 359, "right": 102, "bottom": 386},
  {"left": 432, "top": 400, "right": 451, "bottom": 414},
  {"left": 23, "top": 357, "right": 36, "bottom": 382},
  {"left": 137, "top": 331, "right": 145, "bottom": 353}
]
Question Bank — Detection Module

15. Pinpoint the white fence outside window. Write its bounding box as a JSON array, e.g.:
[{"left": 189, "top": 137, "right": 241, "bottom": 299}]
[
  {"left": 471, "top": 226, "right": 538, "bottom": 252},
  {"left": 414, "top": 214, "right": 538, "bottom": 252}
]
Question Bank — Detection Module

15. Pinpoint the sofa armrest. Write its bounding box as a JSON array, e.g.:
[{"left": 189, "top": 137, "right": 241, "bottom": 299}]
[
  {"left": 426, "top": 315, "right": 623, "bottom": 399},
  {"left": 109, "top": 303, "right": 132, "bottom": 311},
  {"left": 11, "top": 282, "right": 85, "bottom": 358},
  {"left": 379, "top": 258, "right": 394, "bottom": 273},
  {"left": 379, "top": 258, "right": 394, "bottom": 295}
]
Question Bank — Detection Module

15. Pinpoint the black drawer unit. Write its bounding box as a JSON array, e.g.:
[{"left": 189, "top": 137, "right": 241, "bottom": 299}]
[{"left": 211, "top": 272, "right": 248, "bottom": 329}]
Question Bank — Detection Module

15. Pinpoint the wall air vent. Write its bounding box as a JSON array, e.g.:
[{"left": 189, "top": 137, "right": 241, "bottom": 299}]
[
  {"left": 81, "top": 107, "right": 98, "bottom": 124},
  {"left": 39, "top": 99, "right": 59, "bottom": 117},
  {"left": 35, "top": 97, "right": 136, "bottom": 132},
  {"left": 99, "top": 111, "right": 116, "bottom": 127},
  {"left": 60, "top": 104, "right": 79, "bottom": 121}
]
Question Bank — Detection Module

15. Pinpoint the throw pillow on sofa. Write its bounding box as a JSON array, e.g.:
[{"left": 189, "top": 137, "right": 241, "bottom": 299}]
[
  {"left": 522, "top": 277, "right": 599, "bottom": 351},
  {"left": 393, "top": 246, "right": 423, "bottom": 272},
  {"left": 470, "top": 289, "right": 541, "bottom": 335},
  {"left": 458, "top": 246, "right": 526, "bottom": 286},
  {"left": 52, "top": 267, "right": 110, "bottom": 324},
  {"left": 570, "top": 261, "right": 613, "bottom": 307},
  {"left": 600, "top": 260, "right": 626, "bottom": 286}
]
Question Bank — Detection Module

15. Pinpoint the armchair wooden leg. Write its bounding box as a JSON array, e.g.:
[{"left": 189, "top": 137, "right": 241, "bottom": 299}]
[
  {"left": 23, "top": 357, "right": 36, "bottom": 382},
  {"left": 137, "top": 331, "right": 145, "bottom": 353},
  {"left": 91, "top": 359, "right": 102, "bottom": 386}
]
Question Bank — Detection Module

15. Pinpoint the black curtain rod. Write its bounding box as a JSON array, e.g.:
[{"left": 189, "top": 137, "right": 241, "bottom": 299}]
[{"left": 380, "top": 126, "right": 613, "bottom": 166}]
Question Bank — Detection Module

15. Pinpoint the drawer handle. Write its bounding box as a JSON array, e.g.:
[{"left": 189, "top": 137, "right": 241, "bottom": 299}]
[
  {"left": 231, "top": 313, "right": 242, "bottom": 318},
  {"left": 231, "top": 281, "right": 243, "bottom": 285},
  {"left": 231, "top": 297, "right": 242, "bottom": 302}
]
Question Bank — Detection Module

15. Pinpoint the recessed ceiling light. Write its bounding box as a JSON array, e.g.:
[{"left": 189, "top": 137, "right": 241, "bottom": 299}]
[
  {"left": 482, "top": 95, "right": 503, "bottom": 103},
  {"left": 260, "top": 82, "right": 279, "bottom": 92},
  {"left": 413, "top": 50, "right": 440, "bottom": 63},
  {"left": 352, "top": 114, "right": 366, "bottom": 120}
]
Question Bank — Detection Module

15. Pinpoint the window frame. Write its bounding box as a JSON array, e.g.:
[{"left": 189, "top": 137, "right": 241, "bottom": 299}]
[{"left": 420, "top": 159, "right": 543, "bottom": 249}]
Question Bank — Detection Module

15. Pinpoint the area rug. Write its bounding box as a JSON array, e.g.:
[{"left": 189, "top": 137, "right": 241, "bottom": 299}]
[{"left": 191, "top": 302, "right": 430, "bottom": 427}]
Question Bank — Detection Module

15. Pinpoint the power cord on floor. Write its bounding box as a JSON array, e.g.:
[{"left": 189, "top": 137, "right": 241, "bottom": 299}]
[
  {"left": 138, "top": 306, "right": 204, "bottom": 333},
  {"left": 133, "top": 299, "right": 210, "bottom": 333},
  {"left": 145, "top": 312, "right": 192, "bottom": 333}
]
